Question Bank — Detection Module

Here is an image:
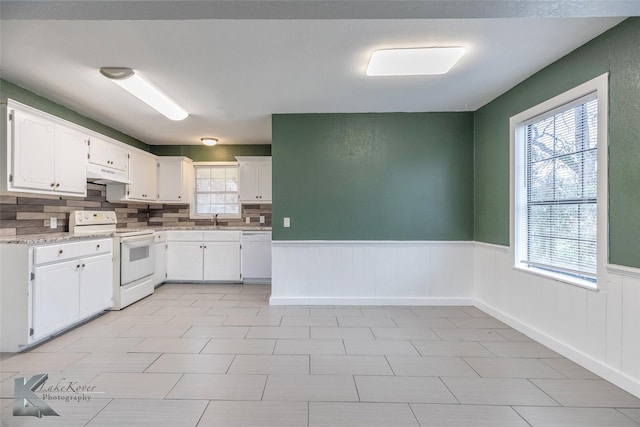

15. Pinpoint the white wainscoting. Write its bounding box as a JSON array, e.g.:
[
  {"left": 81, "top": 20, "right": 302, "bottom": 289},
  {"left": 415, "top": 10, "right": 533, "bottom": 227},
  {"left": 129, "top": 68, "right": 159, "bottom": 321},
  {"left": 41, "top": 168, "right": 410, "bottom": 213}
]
[
  {"left": 271, "top": 241, "right": 474, "bottom": 306},
  {"left": 271, "top": 239, "right": 640, "bottom": 398},
  {"left": 474, "top": 242, "right": 640, "bottom": 398}
]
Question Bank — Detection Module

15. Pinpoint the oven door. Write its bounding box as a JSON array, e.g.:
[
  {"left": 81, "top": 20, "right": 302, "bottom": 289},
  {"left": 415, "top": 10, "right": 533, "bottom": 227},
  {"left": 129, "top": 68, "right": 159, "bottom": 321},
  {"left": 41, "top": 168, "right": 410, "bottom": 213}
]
[{"left": 120, "top": 235, "right": 155, "bottom": 286}]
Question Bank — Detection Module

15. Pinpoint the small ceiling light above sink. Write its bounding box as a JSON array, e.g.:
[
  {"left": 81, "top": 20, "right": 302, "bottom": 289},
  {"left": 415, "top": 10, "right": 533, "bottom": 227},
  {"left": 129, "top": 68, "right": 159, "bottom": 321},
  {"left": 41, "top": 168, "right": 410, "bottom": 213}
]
[
  {"left": 99, "top": 67, "right": 189, "bottom": 121},
  {"left": 366, "top": 47, "right": 465, "bottom": 76},
  {"left": 201, "top": 137, "right": 218, "bottom": 146}
]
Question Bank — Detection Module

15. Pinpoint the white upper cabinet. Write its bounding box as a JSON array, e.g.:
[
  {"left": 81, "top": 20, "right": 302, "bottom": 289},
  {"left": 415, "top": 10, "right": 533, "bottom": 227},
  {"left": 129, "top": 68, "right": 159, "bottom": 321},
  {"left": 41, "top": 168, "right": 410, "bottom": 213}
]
[
  {"left": 128, "top": 150, "right": 157, "bottom": 200},
  {"left": 157, "top": 156, "right": 193, "bottom": 203},
  {"left": 106, "top": 149, "right": 158, "bottom": 202},
  {"left": 52, "top": 124, "right": 89, "bottom": 194},
  {"left": 6, "top": 103, "right": 88, "bottom": 196},
  {"left": 88, "top": 135, "right": 129, "bottom": 172},
  {"left": 236, "top": 156, "right": 272, "bottom": 203}
]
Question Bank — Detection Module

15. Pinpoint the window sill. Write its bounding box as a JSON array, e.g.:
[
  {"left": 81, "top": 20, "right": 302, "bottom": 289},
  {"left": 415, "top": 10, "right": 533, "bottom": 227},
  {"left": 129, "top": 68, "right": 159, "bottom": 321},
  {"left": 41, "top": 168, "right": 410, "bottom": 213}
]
[{"left": 513, "top": 264, "right": 599, "bottom": 292}]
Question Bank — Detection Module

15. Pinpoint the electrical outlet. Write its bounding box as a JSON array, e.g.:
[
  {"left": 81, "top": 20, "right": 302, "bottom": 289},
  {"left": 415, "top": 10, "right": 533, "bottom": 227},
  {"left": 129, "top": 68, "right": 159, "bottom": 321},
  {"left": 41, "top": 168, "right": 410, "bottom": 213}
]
[
  {"left": 284, "top": 217, "right": 291, "bottom": 228},
  {"left": 259, "top": 216, "right": 265, "bottom": 224},
  {"left": 245, "top": 217, "right": 251, "bottom": 224},
  {"left": 50, "top": 217, "right": 57, "bottom": 229}
]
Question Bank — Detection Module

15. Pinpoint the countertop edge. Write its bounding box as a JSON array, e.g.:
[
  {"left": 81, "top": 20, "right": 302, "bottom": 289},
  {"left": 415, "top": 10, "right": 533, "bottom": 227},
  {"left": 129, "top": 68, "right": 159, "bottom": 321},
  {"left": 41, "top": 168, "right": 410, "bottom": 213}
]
[{"left": 0, "top": 226, "right": 272, "bottom": 244}]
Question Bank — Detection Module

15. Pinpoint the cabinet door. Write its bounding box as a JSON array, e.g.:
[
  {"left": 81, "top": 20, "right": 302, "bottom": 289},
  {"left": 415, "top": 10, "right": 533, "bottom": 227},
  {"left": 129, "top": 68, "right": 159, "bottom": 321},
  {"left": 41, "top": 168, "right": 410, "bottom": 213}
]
[
  {"left": 153, "top": 242, "right": 167, "bottom": 286},
  {"left": 89, "top": 136, "right": 129, "bottom": 172},
  {"left": 32, "top": 260, "right": 80, "bottom": 340},
  {"left": 166, "top": 241, "right": 203, "bottom": 281},
  {"left": 157, "top": 158, "right": 187, "bottom": 202},
  {"left": 258, "top": 159, "right": 272, "bottom": 202},
  {"left": 10, "top": 108, "right": 56, "bottom": 191},
  {"left": 203, "top": 242, "right": 241, "bottom": 281},
  {"left": 128, "top": 150, "right": 158, "bottom": 200},
  {"left": 238, "top": 161, "right": 260, "bottom": 202},
  {"left": 53, "top": 124, "right": 88, "bottom": 195},
  {"left": 78, "top": 253, "right": 113, "bottom": 318}
]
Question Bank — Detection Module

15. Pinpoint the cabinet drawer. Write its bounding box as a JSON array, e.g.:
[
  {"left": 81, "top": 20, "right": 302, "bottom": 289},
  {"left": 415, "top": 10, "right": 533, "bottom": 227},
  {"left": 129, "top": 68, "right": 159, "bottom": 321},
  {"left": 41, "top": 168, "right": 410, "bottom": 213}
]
[
  {"left": 204, "top": 231, "right": 241, "bottom": 242},
  {"left": 33, "top": 238, "right": 112, "bottom": 265},
  {"left": 78, "top": 239, "right": 112, "bottom": 258},
  {"left": 167, "top": 231, "right": 203, "bottom": 242},
  {"left": 34, "top": 243, "right": 81, "bottom": 264}
]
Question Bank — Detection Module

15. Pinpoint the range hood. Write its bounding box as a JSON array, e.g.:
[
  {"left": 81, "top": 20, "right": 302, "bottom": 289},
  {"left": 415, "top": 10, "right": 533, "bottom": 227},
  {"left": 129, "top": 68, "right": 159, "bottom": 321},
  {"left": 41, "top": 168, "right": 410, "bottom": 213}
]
[{"left": 86, "top": 163, "right": 131, "bottom": 185}]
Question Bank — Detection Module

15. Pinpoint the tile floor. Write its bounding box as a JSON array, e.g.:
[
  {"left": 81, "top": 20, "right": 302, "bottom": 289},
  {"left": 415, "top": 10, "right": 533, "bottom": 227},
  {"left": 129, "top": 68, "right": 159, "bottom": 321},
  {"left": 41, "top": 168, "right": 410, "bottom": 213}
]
[{"left": 1, "top": 283, "right": 640, "bottom": 426}]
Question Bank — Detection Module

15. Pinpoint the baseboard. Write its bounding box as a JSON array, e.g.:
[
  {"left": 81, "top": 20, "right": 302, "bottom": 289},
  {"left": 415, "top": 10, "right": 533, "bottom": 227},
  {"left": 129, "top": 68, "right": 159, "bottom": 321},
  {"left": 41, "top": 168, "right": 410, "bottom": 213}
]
[
  {"left": 475, "top": 298, "right": 640, "bottom": 398},
  {"left": 269, "top": 296, "right": 474, "bottom": 306}
]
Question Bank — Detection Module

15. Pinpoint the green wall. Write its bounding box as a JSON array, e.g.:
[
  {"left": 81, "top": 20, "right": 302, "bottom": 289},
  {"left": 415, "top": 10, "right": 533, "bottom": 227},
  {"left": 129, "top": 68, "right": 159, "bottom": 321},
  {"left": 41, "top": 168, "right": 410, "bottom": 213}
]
[
  {"left": 474, "top": 18, "right": 640, "bottom": 268},
  {"left": 0, "top": 79, "right": 150, "bottom": 151},
  {"left": 272, "top": 113, "right": 474, "bottom": 241},
  {"left": 151, "top": 144, "right": 271, "bottom": 161}
]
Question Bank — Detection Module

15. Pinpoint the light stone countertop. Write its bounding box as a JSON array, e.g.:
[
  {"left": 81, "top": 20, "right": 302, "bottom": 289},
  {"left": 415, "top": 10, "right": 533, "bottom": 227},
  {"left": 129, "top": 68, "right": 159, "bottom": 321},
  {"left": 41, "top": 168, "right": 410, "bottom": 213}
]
[
  {"left": 0, "top": 232, "right": 114, "bottom": 245},
  {"left": 0, "top": 226, "right": 272, "bottom": 245}
]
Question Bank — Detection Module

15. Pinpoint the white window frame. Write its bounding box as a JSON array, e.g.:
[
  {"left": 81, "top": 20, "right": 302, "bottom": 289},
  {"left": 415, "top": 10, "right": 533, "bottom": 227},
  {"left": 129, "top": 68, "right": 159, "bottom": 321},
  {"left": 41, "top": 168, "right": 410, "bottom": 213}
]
[
  {"left": 510, "top": 73, "right": 608, "bottom": 290},
  {"left": 190, "top": 161, "right": 241, "bottom": 219}
]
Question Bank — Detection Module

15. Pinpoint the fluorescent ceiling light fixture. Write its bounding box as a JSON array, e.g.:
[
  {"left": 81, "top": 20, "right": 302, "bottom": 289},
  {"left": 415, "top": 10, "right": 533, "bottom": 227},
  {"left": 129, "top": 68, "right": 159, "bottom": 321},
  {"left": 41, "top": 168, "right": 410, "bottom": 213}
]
[
  {"left": 201, "top": 137, "right": 218, "bottom": 146},
  {"left": 366, "top": 47, "right": 465, "bottom": 76},
  {"left": 100, "top": 67, "right": 188, "bottom": 121}
]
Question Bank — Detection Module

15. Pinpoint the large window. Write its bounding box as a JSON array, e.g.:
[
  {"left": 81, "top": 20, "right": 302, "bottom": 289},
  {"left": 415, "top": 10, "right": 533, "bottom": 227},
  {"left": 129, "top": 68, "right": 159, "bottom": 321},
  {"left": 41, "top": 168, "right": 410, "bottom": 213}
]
[
  {"left": 193, "top": 163, "right": 239, "bottom": 217},
  {"left": 512, "top": 74, "right": 608, "bottom": 288}
]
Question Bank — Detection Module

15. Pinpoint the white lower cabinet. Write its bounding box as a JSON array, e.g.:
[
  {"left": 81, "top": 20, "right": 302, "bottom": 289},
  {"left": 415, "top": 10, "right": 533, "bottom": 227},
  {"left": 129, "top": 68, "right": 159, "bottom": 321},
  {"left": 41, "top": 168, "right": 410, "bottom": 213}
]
[
  {"left": 166, "top": 231, "right": 241, "bottom": 282},
  {"left": 203, "top": 242, "right": 241, "bottom": 281},
  {"left": 32, "top": 259, "right": 80, "bottom": 341},
  {"left": 167, "top": 241, "right": 203, "bottom": 281},
  {"left": 78, "top": 253, "right": 113, "bottom": 318},
  {"left": 32, "top": 252, "right": 112, "bottom": 340},
  {"left": 0, "top": 238, "right": 113, "bottom": 352}
]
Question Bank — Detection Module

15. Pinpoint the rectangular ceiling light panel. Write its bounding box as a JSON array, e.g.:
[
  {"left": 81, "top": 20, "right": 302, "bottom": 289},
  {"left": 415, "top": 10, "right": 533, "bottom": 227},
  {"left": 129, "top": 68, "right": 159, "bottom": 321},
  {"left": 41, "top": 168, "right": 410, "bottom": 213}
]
[
  {"left": 101, "top": 68, "right": 188, "bottom": 121},
  {"left": 366, "top": 47, "right": 465, "bottom": 76}
]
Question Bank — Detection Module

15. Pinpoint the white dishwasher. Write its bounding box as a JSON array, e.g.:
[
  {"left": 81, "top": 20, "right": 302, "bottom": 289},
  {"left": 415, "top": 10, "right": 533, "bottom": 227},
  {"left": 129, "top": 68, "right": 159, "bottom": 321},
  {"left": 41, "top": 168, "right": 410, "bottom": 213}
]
[{"left": 241, "top": 231, "right": 272, "bottom": 283}]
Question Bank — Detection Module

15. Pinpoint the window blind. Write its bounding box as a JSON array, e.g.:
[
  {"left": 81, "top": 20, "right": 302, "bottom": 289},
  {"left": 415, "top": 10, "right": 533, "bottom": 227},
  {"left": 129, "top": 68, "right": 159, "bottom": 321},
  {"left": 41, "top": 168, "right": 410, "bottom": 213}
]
[{"left": 523, "top": 96, "right": 598, "bottom": 280}]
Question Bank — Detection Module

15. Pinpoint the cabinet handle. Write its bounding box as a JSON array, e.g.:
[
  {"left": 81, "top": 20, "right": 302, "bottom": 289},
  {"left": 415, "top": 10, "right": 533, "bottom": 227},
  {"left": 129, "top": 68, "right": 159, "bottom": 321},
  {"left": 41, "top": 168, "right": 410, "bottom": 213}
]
[
  {"left": 178, "top": 195, "right": 181, "bottom": 199},
  {"left": 55, "top": 183, "right": 60, "bottom": 188},
  {"left": 204, "top": 245, "right": 207, "bottom": 249},
  {"left": 50, "top": 183, "right": 55, "bottom": 187},
  {"left": 76, "top": 264, "right": 80, "bottom": 269},
  {"left": 199, "top": 245, "right": 202, "bottom": 248},
  {"left": 96, "top": 244, "right": 100, "bottom": 249},
  {"left": 82, "top": 263, "right": 85, "bottom": 268},
  {"left": 58, "top": 249, "right": 64, "bottom": 254}
]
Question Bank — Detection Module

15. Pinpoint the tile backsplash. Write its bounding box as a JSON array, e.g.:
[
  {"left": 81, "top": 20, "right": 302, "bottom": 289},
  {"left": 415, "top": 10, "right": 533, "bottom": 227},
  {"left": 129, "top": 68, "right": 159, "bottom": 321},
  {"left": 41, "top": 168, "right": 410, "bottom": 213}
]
[{"left": 0, "top": 183, "right": 271, "bottom": 237}]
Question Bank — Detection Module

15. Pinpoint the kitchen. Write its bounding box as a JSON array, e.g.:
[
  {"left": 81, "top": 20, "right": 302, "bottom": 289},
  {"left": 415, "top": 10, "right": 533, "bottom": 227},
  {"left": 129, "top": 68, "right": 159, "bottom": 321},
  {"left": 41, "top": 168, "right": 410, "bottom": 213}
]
[
  {"left": 2, "top": 1, "right": 640, "bottom": 426},
  {"left": 0, "top": 108, "right": 274, "bottom": 349}
]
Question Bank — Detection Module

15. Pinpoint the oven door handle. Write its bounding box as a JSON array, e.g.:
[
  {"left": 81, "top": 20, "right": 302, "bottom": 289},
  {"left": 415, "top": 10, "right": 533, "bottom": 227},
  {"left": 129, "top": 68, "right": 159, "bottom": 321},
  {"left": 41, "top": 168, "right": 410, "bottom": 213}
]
[{"left": 120, "top": 235, "right": 154, "bottom": 245}]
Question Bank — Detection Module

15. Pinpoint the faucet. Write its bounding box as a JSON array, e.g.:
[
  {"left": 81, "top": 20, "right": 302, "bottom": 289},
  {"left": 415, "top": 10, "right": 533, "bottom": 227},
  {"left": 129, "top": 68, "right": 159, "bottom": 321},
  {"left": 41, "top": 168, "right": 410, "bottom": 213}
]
[{"left": 213, "top": 213, "right": 219, "bottom": 226}]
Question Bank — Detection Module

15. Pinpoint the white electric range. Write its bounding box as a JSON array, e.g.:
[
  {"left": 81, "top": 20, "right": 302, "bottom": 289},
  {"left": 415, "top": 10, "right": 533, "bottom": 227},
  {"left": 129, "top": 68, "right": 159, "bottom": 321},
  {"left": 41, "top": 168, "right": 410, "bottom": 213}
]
[{"left": 70, "top": 210, "right": 155, "bottom": 309}]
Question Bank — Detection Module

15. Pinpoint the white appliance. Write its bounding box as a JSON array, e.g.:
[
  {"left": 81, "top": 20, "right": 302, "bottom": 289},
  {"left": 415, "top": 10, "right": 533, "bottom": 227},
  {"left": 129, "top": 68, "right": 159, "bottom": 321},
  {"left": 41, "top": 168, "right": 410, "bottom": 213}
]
[
  {"left": 70, "top": 210, "right": 155, "bottom": 309},
  {"left": 241, "top": 231, "right": 272, "bottom": 283}
]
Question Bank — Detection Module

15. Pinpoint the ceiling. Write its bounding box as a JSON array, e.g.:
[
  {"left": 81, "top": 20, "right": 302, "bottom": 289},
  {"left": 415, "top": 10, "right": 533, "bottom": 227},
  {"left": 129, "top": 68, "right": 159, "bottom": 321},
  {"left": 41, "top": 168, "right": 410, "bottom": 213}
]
[{"left": 0, "top": 1, "right": 633, "bottom": 146}]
